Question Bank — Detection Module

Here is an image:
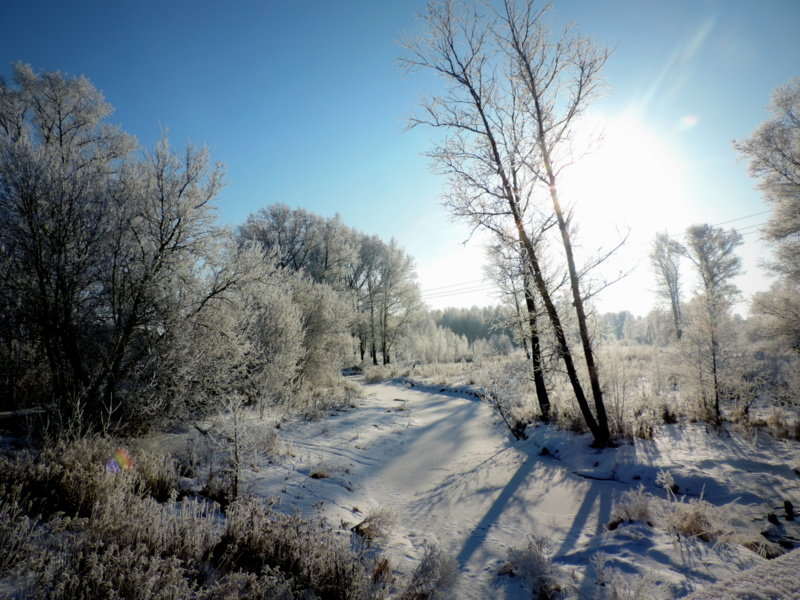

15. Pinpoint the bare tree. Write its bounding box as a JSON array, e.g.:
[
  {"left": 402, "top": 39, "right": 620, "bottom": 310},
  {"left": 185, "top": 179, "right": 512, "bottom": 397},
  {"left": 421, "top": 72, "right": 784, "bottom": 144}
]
[
  {"left": 498, "top": 0, "right": 613, "bottom": 441},
  {"left": 402, "top": 0, "right": 612, "bottom": 445},
  {"left": 682, "top": 224, "right": 743, "bottom": 422},
  {"left": 650, "top": 232, "right": 685, "bottom": 341}
]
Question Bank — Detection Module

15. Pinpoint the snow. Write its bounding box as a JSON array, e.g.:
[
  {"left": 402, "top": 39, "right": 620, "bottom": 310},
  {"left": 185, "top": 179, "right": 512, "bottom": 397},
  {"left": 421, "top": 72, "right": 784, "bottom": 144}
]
[
  {"left": 685, "top": 549, "right": 800, "bottom": 600},
  {"left": 152, "top": 375, "right": 800, "bottom": 598}
]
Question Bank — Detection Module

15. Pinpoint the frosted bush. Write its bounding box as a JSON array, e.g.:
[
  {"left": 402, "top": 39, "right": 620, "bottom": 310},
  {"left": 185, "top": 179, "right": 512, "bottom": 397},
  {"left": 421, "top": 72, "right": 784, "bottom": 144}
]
[
  {"left": 352, "top": 506, "right": 394, "bottom": 544},
  {"left": 508, "top": 535, "right": 562, "bottom": 599},
  {"left": 400, "top": 542, "right": 457, "bottom": 600},
  {"left": 608, "top": 485, "right": 654, "bottom": 528}
]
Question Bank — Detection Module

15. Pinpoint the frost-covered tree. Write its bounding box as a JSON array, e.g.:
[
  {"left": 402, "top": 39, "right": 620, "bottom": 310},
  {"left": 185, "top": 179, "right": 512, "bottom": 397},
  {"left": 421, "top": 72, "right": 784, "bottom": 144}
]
[
  {"left": 651, "top": 232, "right": 685, "bottom": 341},
  {"left": 485, "top": 241, "right": 551, "bottom": 420},
  {"left": 751, "top": 283, "right": 800, "bottom": 350},
  {"left": 291, "top": 277, "right": 355, "bottom": 384},
  {"left": 682, "top": 224, "right": 743, "bottom": 422},
  {"left": 238, "top": 204, "right": 358, "bottom": 287},
  {"left": 395, "top": 314, "right": 469, "bottom": 363},
  {"left": 375, "top": 241, "right": 421, "bottom": 364},
  {"left": 240, "top": 206, "right": 422, "bottom": 366},
  {"left": 402, "top": 0, "right": 613, "bottom": 446},
  {"left": 0, "top": 64, "right": 136, "bottom": 410},
  {"left": 736, "top": 79, "right": 800, "bottom": 347},
  {"left": 0, "top": 65, "right": 275, "bottom": 430}
]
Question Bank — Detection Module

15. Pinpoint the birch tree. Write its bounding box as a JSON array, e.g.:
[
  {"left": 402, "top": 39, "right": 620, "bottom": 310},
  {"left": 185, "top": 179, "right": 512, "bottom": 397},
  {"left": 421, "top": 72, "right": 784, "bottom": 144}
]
[{"left": 402, "top": 0, "right": 612, "bottom": 445}]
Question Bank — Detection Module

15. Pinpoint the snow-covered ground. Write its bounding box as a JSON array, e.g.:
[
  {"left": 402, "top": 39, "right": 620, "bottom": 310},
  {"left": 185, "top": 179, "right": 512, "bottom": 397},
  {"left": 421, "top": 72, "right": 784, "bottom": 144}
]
[{"left": 155, "top": 375, "right": 800, "bottom": 599}]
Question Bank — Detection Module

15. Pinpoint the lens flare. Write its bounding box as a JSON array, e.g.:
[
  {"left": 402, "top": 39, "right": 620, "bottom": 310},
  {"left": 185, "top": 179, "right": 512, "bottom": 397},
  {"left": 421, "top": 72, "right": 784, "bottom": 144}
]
[
  {"left": 678, "top": 114, "right": 700, "bottom": 130},
  {"left": 106, "top": 447, "right": 133, "bottom": 473}
]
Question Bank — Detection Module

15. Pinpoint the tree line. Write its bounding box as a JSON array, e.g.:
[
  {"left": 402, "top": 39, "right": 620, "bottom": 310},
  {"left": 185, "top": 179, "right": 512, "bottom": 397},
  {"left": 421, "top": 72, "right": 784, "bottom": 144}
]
[{"left": 0, "top": 64, "right": 420, "bottom": 433}]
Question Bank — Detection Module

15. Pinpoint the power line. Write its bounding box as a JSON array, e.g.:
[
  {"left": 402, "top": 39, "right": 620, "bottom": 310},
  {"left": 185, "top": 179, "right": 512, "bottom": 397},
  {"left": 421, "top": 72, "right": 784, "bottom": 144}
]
[
  {"left": 416, "top": 208, "right": 773, "bottom": 300},
  {"left": 422, "top": 284, "right": 497, "bottom": 299},
  {"left": 419, "top": 278, "right": 488, "bottom": 294},
  {"left": 714, "top": 210, "right": 770, "bottom": 227}
]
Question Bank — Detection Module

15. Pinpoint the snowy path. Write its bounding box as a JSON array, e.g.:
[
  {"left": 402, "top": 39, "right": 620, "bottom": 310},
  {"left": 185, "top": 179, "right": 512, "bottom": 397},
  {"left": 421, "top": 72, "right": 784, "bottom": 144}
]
[
  {"left": 239, "top": 377, "right": 800, "bottom": 599},
  {"left": 245, "top": 378, "right": 622, "bottom": 598}
]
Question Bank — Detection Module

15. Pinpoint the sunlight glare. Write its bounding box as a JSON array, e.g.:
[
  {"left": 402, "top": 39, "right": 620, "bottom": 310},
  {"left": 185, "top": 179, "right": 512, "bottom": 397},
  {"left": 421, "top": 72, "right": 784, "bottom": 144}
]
[{"left": 559, "top": 112, "right": 689, "bottom": 314}]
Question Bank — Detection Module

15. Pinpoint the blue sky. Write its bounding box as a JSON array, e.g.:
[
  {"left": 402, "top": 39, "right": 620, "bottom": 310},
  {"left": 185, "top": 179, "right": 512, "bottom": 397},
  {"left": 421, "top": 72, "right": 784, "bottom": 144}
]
[{"left": 2, "top": 0, "right": 798, "bottom": 314}]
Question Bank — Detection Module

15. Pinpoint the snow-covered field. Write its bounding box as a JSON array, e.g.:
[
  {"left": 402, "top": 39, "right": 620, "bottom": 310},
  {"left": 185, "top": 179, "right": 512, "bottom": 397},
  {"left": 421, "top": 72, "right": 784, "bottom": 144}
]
[{"left": 150, "top": 375, "right": 800, "bottom": 599}]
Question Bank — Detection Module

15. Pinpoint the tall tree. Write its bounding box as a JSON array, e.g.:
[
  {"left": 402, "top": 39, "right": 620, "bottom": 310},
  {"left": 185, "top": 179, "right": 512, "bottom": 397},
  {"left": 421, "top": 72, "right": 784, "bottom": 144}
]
[
  {"left": 651, "top": 232, "right": 685, "bottom": 341},
  {"left": 402, "top": 0, "right": 612, "bottom": 445},
  {"left": 735, "top": 79, "right": 800, "bottom": 345},
  {"left": 683, "top": 224, "right": 743, "bottom": 422},
  {"left": 499, "top": 0, "right": 612, "bottom": 441},
  {"left": 0, "top": 65, "right": 269, "bottom": 428},
  {"left": 375, "top": 241, "right": 421, "bottom": 364},
  {"left": 0, "top": 64, "right": 135, "bottom": 407}
]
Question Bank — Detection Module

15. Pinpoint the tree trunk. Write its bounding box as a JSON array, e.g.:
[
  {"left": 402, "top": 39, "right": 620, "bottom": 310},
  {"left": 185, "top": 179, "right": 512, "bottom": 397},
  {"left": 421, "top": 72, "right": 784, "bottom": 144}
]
[
  {"left": 512, "top": 208, "right": 606, "bottom": 445},
  {"left": 523, "top": 270, "right": 550, "bottom": 421},
  {"left": 511, "top": 288, "right": 531, "bottom": 360},
  {"left": 708, "top": 307, "right": 721, "bottom": 424},
  {"left": 670, "top": 295, "right": 683, "bottom": 341},
  {"left": 547, "top": 185, "right": 611, "bottom": 446}
]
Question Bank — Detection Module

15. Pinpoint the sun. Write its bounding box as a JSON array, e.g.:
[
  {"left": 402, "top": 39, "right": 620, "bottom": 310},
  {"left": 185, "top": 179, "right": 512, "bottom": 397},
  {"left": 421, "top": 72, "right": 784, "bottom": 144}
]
[
  {"left": 561, "top": 112, "right": 687, "bottom": 235},
  {"left": 557, "top": 111, "right": 690, "bottom": 313}
]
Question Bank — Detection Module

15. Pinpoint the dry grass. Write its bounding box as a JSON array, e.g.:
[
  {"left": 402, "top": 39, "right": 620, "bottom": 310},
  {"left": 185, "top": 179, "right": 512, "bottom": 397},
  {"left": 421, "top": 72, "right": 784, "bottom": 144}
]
[
  {"left": 214, "top": 497, "right": 380, "bottom": 600},
  {"left": 0, "top": 436, "right": 392, "bottom": 600},
  {"left": 608, "top": 477, "right": 733, "bottom": 549},
  {"left": 399, "top": 543, "right": 457, "bottom": 600},
  {"left": 0, "top": 491, "right": 39, "bottom": 575}
]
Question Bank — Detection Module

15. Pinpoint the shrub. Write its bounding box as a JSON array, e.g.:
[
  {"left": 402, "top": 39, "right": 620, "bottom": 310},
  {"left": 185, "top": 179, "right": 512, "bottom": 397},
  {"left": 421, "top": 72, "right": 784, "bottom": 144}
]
[
  {"left": 351, "top": 506, "right": 394, "bottom": 544},
  {"left": 196, "top": 570, "right": 293, "bottom": 600},
  {"left": 89, "top": 486, "right": 222, "bottom": 565},
  {"left": 363, "top": 367, "right": 389, "bottom": 384},
  {"left": 399, "top": 543, "right": 457, "bottom": 600},
  {"left": 507, "top": 535, "right": 562, "bottom": 600},
  {"left": 0, "top": 437, "right": 179, "bottom": 519},
  {"left": 30, "top": 539, "right": 192, "bottom": 600},
  {"left": 662, "top": 494, "right": 724, "bottom": 543},
  {"left": 608, "top": 485, "right": 654, "bottom": 529},
  {"left": 0, "top": 491, "right": 39, "bottom": 574},
  {"left": 213, "top": 497, "right": 379, "bottom": 600},
  {"left": 591, "top": 552, "right": 662, "bottom": 600}
]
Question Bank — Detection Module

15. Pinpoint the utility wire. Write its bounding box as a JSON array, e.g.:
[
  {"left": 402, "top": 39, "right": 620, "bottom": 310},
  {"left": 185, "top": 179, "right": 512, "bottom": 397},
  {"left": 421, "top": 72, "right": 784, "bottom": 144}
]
[{"left": 418, "top": 208, "right": 772, "bottom": 299}]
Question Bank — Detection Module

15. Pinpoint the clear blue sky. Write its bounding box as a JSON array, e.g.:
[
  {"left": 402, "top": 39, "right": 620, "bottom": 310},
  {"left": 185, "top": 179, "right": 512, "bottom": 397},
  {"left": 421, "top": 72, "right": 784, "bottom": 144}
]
[{"left": 2, "top": 0, "right": 798, "bottom": 314}]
